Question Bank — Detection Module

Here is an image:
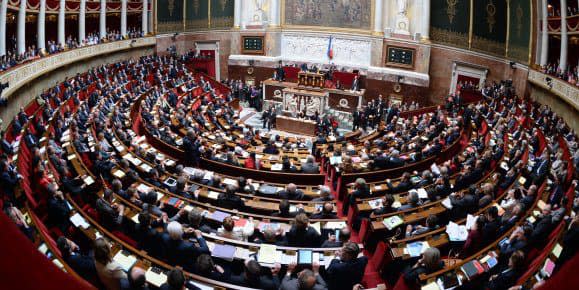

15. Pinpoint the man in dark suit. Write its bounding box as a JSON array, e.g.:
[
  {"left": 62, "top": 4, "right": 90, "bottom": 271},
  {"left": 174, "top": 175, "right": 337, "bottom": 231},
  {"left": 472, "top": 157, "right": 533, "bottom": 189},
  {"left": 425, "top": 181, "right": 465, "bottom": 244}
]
[
  {"left": 216, "top": 185, "right": 245, "bottom": 210},
  {"left": 301, "top": 155, "right": 320, "bottom": 174},
  {"left": 162, "top": 221, "right": 209, "bottom": 272},
  {"left": 47, "top": 190, "right": 72, "bottom": 233},
  {"left": 351, "top": 75, "right": 360, "bottom": 91},
  {"left": 57, "top": 236, "right": 97, "bottom": 283},
  {"left": 352, "top": 109, "right": 361, "bottom": 130},
  {"left": 229, "top": 259, "right": 280, "bottom": 290},
  {"left": 285, "top": 214, "right": 321, "bottom": 247},
  {"left": 278, "top": 183, "right": 305, "bottom": 200},
  {"left": 310, "top": 202, "right": 338, "bottom": 219},
  {"left": 449, "top": 190, "right": 477, "bottom": 219},
  {"left": 280, "top": 262, "right": 326, "bottom": 290},
  {"left": 326, "top": 242, "right": 368, "bottom": 290}
]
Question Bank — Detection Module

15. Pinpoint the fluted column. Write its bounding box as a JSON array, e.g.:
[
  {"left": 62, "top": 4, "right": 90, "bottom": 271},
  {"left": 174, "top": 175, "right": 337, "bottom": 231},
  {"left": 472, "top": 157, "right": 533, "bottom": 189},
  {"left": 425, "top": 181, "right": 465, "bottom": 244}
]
[
  {"left": 373, "top": 0, "right": 383, "bottom": 35},
  {"left": 269, "top": 0, "right": 280, "bottom": 27},
  {"left": 141, "top": 0, "right": 148, "bottom": 35},
  {"left": 37, "top": 0, "right": 46, "bottom": 52},
  {"left": 121, "top": 0, "right": 127, "bottom": 37},
  {"left": 234, "top": 0, "right": 241, "bottom": 28},
  {"left": 17, "top": 0, "right": 26, "bottom": 55},
  {"left": 100, "top": 0, "right": 106, "bottom": 39},
  {"left": 559, "top": 0, "right": 568, "bottom": 71},
  {"left": 58, "top": 0, "right": 65, "bottom": 47},
  {"left": 0, "top": 0, "right": 9, "bottom": 56},
  {"left": 79, "top": 0, "right": 86, "bottom": 43},
  {"left": 422, "top": 0, "right": 431, "bottom": 40},
  {"left": 540, "top": 0, "right": 549, "bottom": 66}
]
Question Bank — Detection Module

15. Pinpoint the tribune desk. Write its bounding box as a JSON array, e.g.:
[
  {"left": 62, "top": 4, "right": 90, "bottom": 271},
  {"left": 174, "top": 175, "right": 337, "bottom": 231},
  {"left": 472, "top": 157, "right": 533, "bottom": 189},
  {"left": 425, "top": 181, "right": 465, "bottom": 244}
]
[{"left": 276, "top": 115, "right": 317, "bottom": 136}]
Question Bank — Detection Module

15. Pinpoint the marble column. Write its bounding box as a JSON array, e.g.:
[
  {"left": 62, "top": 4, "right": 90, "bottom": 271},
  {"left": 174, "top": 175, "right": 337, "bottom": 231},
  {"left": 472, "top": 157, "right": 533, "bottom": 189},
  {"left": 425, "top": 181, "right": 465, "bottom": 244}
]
[
  {"left": 38, "top": 0, "right": 46, "bottom": 51},
  {"left": 559, "top": 0, "right": 568, "bottom": 71},
  {"left": 17, "top": 0, "right": 26, "bottom": 55},
  {"left": 58, "top": 0, "right": 65, "bottom": 47},
  {"left": 422, "top": 0, "right": 431, "bottom": 40},
  {"left": 100, "top": 0, "right": 107, "bottom": 39},
  {"left": 540, "top": 0, "right": 549, "bottom": 66},
  {"left": 0, "top": 0, "right": 6, "bottom": 56},
  {"left": 121, "top": 0, "right": 127, "bottom": 37},
  {"left": 142, "top": 0, "right": 148, "bottom": 35},
  {"left": 79, "top": 0, "right": 86, "bottom": 43},
  {"left": 233, "top": 0, "right": 241, "bottom": 28},
  {"left": 373, "top": 0, "right": 383, "bottom": 35},
  {"left": 269, "top": 0, "right": 280, "bottom": 27}
]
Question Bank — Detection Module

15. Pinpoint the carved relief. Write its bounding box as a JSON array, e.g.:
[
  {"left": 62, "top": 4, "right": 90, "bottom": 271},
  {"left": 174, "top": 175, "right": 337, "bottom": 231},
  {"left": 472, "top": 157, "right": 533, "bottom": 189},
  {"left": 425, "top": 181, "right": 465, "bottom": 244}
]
[
  {"left": 281, "top": 34, "right": 371, "bottom": 67},
  {"left": 446, "top": 0, "right": 458, "bottom": 24}
]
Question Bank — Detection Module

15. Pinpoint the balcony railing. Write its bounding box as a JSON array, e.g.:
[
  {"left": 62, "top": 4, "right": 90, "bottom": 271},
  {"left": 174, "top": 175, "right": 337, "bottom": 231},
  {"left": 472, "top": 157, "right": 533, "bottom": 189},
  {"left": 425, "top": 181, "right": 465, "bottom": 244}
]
[{"left": 528, "top": 69, "right": 579, "bottom": 111}]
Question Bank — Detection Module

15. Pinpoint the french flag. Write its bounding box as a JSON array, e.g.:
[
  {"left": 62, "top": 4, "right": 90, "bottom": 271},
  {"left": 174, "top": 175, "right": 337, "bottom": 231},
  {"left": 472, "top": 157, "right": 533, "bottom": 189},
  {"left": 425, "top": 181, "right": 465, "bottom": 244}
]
[{"left": 327, "top": 36, "right": 334, "bottom": 60}]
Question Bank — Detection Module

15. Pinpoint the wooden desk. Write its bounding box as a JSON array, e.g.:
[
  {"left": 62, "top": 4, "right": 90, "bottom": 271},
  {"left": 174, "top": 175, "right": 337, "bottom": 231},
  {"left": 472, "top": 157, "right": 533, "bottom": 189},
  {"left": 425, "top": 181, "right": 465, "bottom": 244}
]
[{"left": 276, "top": 115, "right": 317, "bottom": 136}]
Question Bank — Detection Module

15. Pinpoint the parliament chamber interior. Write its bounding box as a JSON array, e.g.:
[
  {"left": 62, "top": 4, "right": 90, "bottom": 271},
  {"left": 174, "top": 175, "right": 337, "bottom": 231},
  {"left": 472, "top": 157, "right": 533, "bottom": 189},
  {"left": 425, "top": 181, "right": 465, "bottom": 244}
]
[{"left": 1, "top": 0, "right": 579, "bottom": 290}]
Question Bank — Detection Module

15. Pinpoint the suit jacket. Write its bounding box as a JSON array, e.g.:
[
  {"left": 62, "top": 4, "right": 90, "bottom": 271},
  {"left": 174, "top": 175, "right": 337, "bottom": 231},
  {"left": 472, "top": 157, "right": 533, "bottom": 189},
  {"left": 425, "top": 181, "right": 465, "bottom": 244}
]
[
  {"left": 161, "top": 235, "right": 209, "bottom": 271},
  {"left": 228, "top": 274, "right": 280, "bottom": 290},
  {"left": 278, "top": 189, "right": 305, "bottom": 200},
  {"left": 488, "top": 268, "right": 520, "bottom": 290},
  {"left": 326, "top": 257, "right": 368, "bottom": 290},
  {"left": 279, "top": 274, "right": 327, "bottom": 290},
  {"left": 285, "top": 226, "right": 321, "bottom": 247},
  {"left": 301, "top": 162, "right": 320, "bottom": 174},
  {"left": 216, "top": 193, "right": 245, "bottom": 210}
]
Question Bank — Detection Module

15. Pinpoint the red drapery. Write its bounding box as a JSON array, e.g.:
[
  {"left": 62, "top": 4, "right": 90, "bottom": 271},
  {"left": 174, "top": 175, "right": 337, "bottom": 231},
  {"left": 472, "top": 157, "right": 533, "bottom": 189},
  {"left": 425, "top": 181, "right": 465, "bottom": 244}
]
[
  {"left": 283, "top": 66, "right": 301, "bottom": 82},
  {"left": 0, "top": 211, "right": 94, "bottom": 290}
]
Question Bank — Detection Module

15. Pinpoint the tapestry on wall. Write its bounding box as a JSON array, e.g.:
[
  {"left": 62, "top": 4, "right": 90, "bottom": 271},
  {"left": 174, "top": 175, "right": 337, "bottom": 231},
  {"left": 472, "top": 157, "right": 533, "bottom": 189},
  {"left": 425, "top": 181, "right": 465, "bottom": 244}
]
[
  {"left": 186, "top": 0, "right": 209, "bottom": 30},
  {"left": 284, "top": 0, "right": 371, "bottom": 30},
  {"left": 507, "top": 0, "right": 531, "bottom": 64},
  {"left": 157, "top": 0, "right": 184, "bottom": 33},
  {"left": 430, "top": 0, "right": 471, "bottom": 49},
  {"left": 472, "top": 0, "right": 507, "bottom": 57},
  {"left": 210, "top": 0, "right": 234, "bottom": 29}
]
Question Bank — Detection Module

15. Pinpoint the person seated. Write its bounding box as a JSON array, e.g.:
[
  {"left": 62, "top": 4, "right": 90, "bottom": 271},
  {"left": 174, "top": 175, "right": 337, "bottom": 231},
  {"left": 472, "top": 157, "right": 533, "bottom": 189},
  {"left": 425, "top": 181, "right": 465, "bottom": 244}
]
[
  {"left": 462, "top": 215, "right": 487, "bottom": 257},
  {"left": 244, "top": 152, "right": 260, "bottom": 169},
  {"left": 449, "top": 189, "right": 477, "bottom": 219},
  {"left": 271, "top": 199, "right": 303, "bottom": 218},
  {"left": 120, "top": 266, "right": 149, "bottom": 290},
  {"left": 386, "top": 173, "right": 413, "bottom": 194},
  {"left": 280, "top": 262, "right": 327, "bottom": 290},
  {"left": 367, "top": 195, "right": 394, "bottom": 218},
  {"left": 310, "top": 202, "right": 338, "bottom": 219},
  {"left": 312, "top": 185, "right": 333, "bottom": 202},
  {"left": 194, "top": 254, "right": 228, "bottom": 282},
  {"left": 481, "top": 206, "right": 500, "bottom": 245},
  {"left": 398, "top": 190, "right": 422, "bottom": 211},
  {"left": 301, "top": 155, "right": 320, "bottom": 173},
  {"left": 96, "top": 189, "right": 125, "bottom": 230},
  {"left": 57, "top": 236, "right": 97, "bottom": 283},
  {"left": 281, "top": 157, "right": 298, "bottom": 172},
  {"left": 529, "top": 204, "right": 565, "bottom": 248},
  {"left": 326, "top": 242, "right": 368, "bottom": 290},
  {"left": 285, "top": 213, "right": 321, "bottom": 247},
  {"left": 405, "top": 214, "right": 439, "bottom": 238},
  {"left": 487, "top": 250, "right": 525, "bottom": 290},
  {"left": 161, "top": 221, "right": 209, "bottom": 271},
  {"left": 47, "top": 190, "right": 72, "bottom": 234},
  {"left": 499, "top": 226, "right": 530, "bottom": 259},
  {"left": 159, "top": 268, "right": 199, "bottom": 290},
  {"left": 321, "top": 227, "right": 351, "bottom": 248},
  {"left": 344, "top": 178, "right": 371, "bottom": 215},
  {"left": 217, "top": 216, "right": 254, "bottom": 241},
  {"left": 402, "top": 247, "right": 444, "bottom": 285},
  {"left": 229, "top": 259, "right": 281, "bottom": 290},
  {"left": 134, "top": 211, "right": 163, "bottom": 257},
  {"left": 216, "top": 185, "right": 245, "bottom": 210},
  {"left": 278, "top": 183, "right": 305, "bottom": 200},
  {"left": 94, "top": 237, "right": 128, "bottom": 290}
]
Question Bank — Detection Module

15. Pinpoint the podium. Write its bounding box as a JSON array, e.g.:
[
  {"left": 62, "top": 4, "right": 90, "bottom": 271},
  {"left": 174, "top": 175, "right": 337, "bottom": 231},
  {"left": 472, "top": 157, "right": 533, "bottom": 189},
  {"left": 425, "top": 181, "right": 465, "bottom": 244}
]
[
  {"left": 276, "top": 115, "right": 317, "bottom": 136},
  {"left": 298, "top": 72, "right": 325, "bottom": 88}
]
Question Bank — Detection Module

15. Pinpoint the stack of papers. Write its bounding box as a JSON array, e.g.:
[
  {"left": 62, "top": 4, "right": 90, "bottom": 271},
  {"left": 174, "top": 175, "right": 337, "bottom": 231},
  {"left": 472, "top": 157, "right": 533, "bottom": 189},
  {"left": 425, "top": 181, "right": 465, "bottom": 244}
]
[
  {"left": 145, "top": 267, "right": 167, "bottom": 288},
  {"left": 446, "top": 221, "right": 468, "bottom": 241},
  {"left": 113, "top": 250, "right": 137, "bottom": 271},
  {"left": 406, "top": 241, "right": 430, "bottom": 257},
  {"left": 258, "top": 244, "right": 281, "bottom": 264},
  {"left": 69, "top": 213, "right": 90, "bottom": 229}
]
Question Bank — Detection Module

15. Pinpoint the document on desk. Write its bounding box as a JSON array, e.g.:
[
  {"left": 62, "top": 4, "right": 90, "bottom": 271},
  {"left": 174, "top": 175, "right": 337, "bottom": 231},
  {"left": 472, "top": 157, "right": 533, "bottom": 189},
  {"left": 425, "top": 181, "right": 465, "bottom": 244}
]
[
  {"left": 466, "top": 214, "right": 477, "bottom": 230},
  {"left": 417, "top": 188, "right": 428, "bottom": 199},
  {"left": 113, "top": 250, "right": 137, "bottom": 272},
  {"left": 145, "top": 267, "right": 167, "bottom": 288},
  {"left": 82, "top": 176, "right": 95, "bottom": 185},
  {"left": 69, "top": 213, "right": 90, "bottom": 229},
  {"left": 136, "top": 184, "right": 151, "bottom": 193},
  {"left": 207, "top": 191, "right": 220, "bottom": 200},
  {"left": 383, "top": 215, "right": 404, "bottom": 230},
  {"left": 324, "top": 221, "right": 347, "bottom": 229},
  {"left": 258, "top": 244, "right": 281, "bottom": 264},
  {"left": 211, "top": 244, "right": 237, "bottom": 262},
  {"left": 406, "top": 241, "right": 429, "bottom": 258},
  {"left": 270, "top": 163, "right": 283, "bottom": 171},
  {"left": 441, "top": 197, "right": 453, "bottom": 209},
  {"left": 446, "top": 221, "right": 468, "bottom": 242}
]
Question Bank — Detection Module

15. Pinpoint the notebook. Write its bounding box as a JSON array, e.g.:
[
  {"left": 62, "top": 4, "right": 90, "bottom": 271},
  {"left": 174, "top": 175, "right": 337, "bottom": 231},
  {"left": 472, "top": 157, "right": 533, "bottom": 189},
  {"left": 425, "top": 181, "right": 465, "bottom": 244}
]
[
  {"left": 382, "top": 215, "right": 404, "bottom": 230},
  {"left": 209, "top": 211, "right": 230, "bottom": 223},
  {"left": 211, "top": 244, "right": 237, "bottom": 262},
  {"left": 145, "top": 267, "right": 167, "bottom": 288},
  {"left": 258, "top": 244, "right": 280, "bottom": 264},
  {"left": 113, "top": 250, "right": 137, "bottom": 272}
]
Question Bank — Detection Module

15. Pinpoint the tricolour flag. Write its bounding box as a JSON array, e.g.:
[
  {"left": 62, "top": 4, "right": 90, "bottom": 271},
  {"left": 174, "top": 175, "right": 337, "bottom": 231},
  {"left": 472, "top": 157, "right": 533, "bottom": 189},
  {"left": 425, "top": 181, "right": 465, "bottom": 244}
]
[{"left": 327, "top": 36, "right": 334, "bottom": 60}]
